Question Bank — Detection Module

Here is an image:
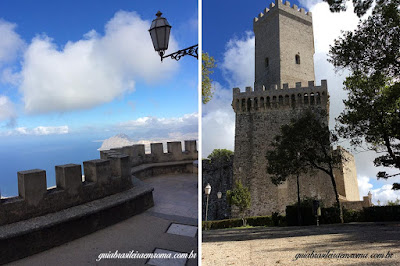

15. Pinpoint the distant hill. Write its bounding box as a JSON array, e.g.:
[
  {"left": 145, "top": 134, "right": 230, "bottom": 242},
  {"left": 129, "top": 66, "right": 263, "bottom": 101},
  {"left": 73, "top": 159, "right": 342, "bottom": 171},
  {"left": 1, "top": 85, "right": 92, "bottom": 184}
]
[{"left": 98, "top": 133, "right": 134, "bottom": 151}]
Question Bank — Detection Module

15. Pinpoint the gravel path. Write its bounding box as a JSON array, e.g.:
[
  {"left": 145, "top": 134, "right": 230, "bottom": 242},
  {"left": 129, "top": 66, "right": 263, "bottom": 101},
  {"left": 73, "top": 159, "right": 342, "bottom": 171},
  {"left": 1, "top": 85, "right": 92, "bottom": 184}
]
[{"left": 202, "top": 222, "right": 400, "bottom": 265}]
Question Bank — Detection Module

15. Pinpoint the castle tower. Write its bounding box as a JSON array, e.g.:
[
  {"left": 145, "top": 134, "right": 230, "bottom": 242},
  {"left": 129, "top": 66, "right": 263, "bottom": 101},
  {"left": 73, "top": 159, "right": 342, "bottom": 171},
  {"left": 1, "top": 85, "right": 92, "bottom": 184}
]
[
  {"left": 232, "top": 0, "right": 337, "bottom": 216},
  {"left": 254, "top": 0, "right": 315, "bottom": 90}
]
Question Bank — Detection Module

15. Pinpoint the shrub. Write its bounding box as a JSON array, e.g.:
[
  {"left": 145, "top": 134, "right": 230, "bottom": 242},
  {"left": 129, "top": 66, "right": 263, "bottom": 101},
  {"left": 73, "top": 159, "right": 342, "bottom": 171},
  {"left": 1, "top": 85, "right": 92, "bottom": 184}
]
[{"left": 202, "top": 215, "right": 283, "bottom": 230}]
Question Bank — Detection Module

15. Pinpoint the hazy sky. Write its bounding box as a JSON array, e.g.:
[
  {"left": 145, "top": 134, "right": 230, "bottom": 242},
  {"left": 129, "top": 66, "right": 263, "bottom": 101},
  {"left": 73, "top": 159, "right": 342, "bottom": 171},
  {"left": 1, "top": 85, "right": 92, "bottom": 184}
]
[
  {"left": 0, "top": 0, "right": 198, "bottom": 142},
  {"left": 202, "top": 0, "right": 400, "bottom": 204}
]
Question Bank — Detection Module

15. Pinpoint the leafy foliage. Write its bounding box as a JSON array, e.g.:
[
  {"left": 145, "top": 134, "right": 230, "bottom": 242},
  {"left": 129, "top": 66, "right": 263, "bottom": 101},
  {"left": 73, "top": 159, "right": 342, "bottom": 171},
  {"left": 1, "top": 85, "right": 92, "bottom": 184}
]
[
  {"left": 202, "top": 52, "right": 216, "bottom": 104},
  {"left": 226, "top": 180, "right": 251, "bottom": 226},
  {"left": 207, "top": 149, "right": 233, "bottom": 162},
  {"left": 329, "top": 0, "right": 400, "bottom": 77},
  {"left": 387, "top": 198, "right": 400, "bottom": 206},
  {"left": 324, "top": 0, "right": 375, "bottom": 17},
  {"left": 330, "top": 0, "right": 400, "bottom": 190},
  {"left": 266, "top": 109, "right": 344, "bottom": 223}
]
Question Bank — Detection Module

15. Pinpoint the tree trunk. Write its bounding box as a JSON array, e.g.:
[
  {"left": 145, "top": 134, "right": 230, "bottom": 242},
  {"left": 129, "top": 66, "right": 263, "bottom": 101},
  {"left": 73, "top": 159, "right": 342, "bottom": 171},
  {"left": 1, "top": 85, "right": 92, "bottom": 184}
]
[
  {"left": 329, "top": 169, "right": 344, "bottom": 223},
  {"left": 297, "top": 173, "right": 302, "bottom": 226}
]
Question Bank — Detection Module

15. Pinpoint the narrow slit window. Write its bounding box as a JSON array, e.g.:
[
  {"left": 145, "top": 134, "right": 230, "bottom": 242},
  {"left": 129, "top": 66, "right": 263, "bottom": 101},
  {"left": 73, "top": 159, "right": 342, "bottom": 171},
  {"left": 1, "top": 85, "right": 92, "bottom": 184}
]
[
  {"left": 295, "top": 54, "right": 300, "bottom": 64},
  {"left": 265, "top": 57, "right": 269, "bottom": 68}
]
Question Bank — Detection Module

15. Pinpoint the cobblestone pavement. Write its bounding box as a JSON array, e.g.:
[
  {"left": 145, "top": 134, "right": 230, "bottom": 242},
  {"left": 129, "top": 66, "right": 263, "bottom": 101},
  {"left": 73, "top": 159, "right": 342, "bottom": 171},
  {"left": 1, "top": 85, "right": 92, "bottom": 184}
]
[{"left": 202, "top": 222, "right": 400, "bottom": 266}]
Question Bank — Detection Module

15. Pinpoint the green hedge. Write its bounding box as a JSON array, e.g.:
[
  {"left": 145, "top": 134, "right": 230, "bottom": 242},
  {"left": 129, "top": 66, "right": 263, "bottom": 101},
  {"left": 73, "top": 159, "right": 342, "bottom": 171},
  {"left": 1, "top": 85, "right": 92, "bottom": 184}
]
[
  {"left": 202, "top": 214, "right": 286, "bottom": 230},
  {"left": 362, "top": 206, "right": 400, "bottom": 222},
  {"left": 286, "top": 205, "right": 400, "bottom": 226},
  {"left": 203, "top": 206, "right": 400, "bottom": 230}
]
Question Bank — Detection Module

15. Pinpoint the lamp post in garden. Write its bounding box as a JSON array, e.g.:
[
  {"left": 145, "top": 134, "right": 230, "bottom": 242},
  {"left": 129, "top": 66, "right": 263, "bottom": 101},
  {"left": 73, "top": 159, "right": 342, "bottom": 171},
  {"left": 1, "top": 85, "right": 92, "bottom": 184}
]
[
  {"left": 216, "top": 191, "right": 222, "bottom": 220},
  {"left": 149, "top": 11, "right": 198, "bottom": 62},
  {"left": 205, "top": 183, "right": 211, "bottom": 222}
]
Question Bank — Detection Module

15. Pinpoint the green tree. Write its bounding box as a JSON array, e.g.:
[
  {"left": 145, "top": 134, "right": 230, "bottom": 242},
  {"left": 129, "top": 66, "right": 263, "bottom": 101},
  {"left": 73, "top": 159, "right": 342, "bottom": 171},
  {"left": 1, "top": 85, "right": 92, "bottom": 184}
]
[
  {"left": 202, "top": 52, "right": 216, "bottom": 104},
  {"left": 207, "top": 149, "right": 233, "bottom": 162},
  {"left": 226, "top": 180, "right": 251, "bottom": 226},
  {"left": 387, "top": 198, "right": 400, "bottom": 206},
  {"left": 266, "top": 109, "right": 344, "bottom": 223},
  {"left": 324, "top": 0, "right": 374, "bottom": 17},
  {"left": 329, "top": 0, "right": 400, "bottom": 189}
]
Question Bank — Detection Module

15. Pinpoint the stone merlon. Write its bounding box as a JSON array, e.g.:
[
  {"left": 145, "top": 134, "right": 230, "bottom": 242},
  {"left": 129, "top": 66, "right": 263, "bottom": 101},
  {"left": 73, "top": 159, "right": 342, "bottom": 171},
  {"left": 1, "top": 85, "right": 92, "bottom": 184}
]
[{"left": 254, "top": 0, "right": 312, "bottom": 24}]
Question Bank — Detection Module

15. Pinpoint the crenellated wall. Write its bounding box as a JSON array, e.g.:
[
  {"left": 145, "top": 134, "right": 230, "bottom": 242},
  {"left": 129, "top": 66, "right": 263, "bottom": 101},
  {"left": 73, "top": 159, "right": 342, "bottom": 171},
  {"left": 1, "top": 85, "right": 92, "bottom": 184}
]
[
  {"left": 0, "top": 155, "right": 132, "bottom": 226},
  {"left": 232, "top": 79, "right": 334, "bottom": 216},
  {"left": 0, "top": 140, "right": 197, "bottom": 226},
  {"left": 100, "top": 140, "right": 198, "bottom": 166},
  {"left": 232, "top": 80, "right": 328, "bottom": 113},
  {"left": 253, "top": 0, "right": 312, "bottom": 24}
]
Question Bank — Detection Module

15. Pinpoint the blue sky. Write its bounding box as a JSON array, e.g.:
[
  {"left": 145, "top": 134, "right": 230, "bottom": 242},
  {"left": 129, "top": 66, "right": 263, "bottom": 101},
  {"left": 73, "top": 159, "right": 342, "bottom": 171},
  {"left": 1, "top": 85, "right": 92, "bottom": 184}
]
[
  {"left": 202, "top": 0, "right": 400, "bottom": 204},
  {"left": 0, "top": 0, "right": 198, "bottom": 142}
]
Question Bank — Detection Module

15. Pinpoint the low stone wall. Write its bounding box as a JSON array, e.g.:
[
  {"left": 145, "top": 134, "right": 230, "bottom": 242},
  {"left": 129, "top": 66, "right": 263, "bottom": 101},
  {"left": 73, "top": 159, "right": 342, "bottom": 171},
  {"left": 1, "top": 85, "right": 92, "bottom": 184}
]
[
  {"left": 341, "top": 195, "right": 373, "bottom": 211},
  {"left": 100, "top": 140, "right": 198, "bottom": 166},
  {"left": 0, "top": 184, "right": 154, "bottom": 265},
  {"left": 0, "top": 139, "right": 197, "bottom": 264},
  {"left": 0, "top": 140, "right": 197, "bottom": 226},
  {"left": 0, "top": 156, "right": 132, "bottom": 226}
]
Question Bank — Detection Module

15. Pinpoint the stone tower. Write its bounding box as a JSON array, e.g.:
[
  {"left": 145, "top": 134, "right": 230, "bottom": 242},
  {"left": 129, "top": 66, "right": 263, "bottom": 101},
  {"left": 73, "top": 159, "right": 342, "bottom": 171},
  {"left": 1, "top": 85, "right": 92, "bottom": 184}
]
[
  {"left": 232, "top": 0, "right": 337, "bottom": 216},
  {"left": 254, "top": 0, "right": 315, "bottom": 90}
]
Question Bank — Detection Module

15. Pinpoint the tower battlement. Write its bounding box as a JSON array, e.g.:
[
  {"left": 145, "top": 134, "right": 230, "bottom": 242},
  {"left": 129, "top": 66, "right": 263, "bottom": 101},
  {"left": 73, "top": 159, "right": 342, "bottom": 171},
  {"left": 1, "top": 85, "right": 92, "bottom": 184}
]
[
  {"left": 253, "top": 0, "right": 312, "bottom": 25},
  {"left": 232, "top": 80, "right": 328, "bottom": 113}
]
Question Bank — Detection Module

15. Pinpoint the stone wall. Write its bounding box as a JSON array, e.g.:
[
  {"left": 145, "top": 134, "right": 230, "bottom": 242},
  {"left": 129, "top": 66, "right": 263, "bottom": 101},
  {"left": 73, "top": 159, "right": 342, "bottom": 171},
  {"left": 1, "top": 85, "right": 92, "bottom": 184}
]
[
  {"left": 202, "top": 157, "right": 233, "bottom": 221},
  {"left": 0, "top": 140, "right": 197, "bottom": 226},
  {"left": 232, "top": 82, "right": 338, "bottom": 217},
  {"left": 341, "top": 192, "right": 373, "bottom": 211},
  {"left": 254, "top": 0, "right": 315, "bottom": 90},
  {"left": 101, "top": 140, "right": 197, "bottom": 166},
  {"left": 333, "top": 146, "right": 360, "bottom": 201}
]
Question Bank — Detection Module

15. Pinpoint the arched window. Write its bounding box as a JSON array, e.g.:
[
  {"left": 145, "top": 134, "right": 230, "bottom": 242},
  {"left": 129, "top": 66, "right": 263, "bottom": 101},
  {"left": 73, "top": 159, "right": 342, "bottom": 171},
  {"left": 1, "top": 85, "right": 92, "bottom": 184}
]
[
  {"left": 291, "top": 94, "right": 296, "bottom": 108},
  {"left": 295, "top": 54, "right": 300, "bottom": 64},
  {"left": 247, "top": 98, "right": 252, "bottom": 112},
  {"left": 260, "top": 97, "right": 265, "bottom": 110},
  {"left": 284, "top": 95, "right": 290, "bottom": 106}
]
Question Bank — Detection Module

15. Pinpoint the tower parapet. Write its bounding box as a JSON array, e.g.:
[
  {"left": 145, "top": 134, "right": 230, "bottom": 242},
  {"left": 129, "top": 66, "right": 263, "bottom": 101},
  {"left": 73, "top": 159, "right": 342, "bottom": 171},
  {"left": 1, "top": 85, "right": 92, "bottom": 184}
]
[
  {"left": 253, "top": 0, "right": 312, "bottom": 24},
  {"left": 254, "top": 0, "right": 315, "bottom": 91},
  {"left": 232, "top": 80, "right": 328, "bottom": 113},
  {"left": 0, "top": 140, "right": 197, "bottom": 226}
]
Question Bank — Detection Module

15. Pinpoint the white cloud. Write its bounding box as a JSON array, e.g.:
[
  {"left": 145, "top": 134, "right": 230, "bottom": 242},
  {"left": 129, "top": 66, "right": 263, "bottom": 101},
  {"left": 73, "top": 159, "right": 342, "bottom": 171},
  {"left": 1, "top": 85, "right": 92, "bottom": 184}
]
[
  {"left": 202, "top": 82, "right": 235, "bottom": 157},
  {"left": 6, "top": 125, "right": 69, "bottom": 136},
  {"left": 0, "top": 95, "right": 17, "bottom": 123},
  {"left": 202, "top": 32, "right": 255, "bottom": 157},
  {"left": 116, "top": 112, "right": 198, "bottom": 139},
  {"left": 358, "top": 175, "right": 400, "bottom": 205},
  {"left": 0, "top": 20, "right": 25, "bottom": 66},
  {"left": 221, "top": 32, "right": 255, "bottom": 89},
  {"left": 19, "top": 11, "right": 179, "bottom": 114}
]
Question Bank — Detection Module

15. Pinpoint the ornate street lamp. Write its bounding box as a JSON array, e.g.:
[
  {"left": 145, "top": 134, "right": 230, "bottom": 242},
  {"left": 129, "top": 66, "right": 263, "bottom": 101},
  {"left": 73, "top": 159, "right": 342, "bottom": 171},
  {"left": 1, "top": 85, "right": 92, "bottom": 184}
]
[
  {"left": 149, "top": 11, "right": 198, "bottom": 62},
  {"left": 205, "top": 183, "right": 211, "bottom": 223}
]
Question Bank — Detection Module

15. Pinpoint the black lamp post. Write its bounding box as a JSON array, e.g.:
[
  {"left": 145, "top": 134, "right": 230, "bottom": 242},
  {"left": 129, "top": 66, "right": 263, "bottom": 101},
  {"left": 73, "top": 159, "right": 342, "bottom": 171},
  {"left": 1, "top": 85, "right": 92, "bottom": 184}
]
[{"left": 149, "top": 11, "right": 198, "bottom": 62}]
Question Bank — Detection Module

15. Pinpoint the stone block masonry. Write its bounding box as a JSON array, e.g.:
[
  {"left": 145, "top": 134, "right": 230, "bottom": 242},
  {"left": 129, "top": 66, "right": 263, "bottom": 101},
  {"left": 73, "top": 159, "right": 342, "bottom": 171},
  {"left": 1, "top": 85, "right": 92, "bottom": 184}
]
[
  {"left": 0, "top": 140, "right": 197, "bottom": 226},
  {"left": 232, "top": 80, "right": 338, "bottom": 216}
]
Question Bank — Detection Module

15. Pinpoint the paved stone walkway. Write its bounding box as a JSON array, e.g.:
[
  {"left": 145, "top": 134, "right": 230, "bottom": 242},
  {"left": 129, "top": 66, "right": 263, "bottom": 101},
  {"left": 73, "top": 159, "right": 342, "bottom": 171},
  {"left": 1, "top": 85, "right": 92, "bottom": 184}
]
[
  {"left": 9, "top": 173, "right": 198, "bottom": 266},
  {"left": 202, "top": 222, "right": 400, "bottom": 266}
]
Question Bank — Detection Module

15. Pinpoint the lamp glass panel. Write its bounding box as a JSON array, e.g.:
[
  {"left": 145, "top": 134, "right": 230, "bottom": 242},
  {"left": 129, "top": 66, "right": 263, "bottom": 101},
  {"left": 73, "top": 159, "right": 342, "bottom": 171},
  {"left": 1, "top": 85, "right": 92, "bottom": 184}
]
[{"left": 150, "top": 30, "right": 159, "bottom": 51}]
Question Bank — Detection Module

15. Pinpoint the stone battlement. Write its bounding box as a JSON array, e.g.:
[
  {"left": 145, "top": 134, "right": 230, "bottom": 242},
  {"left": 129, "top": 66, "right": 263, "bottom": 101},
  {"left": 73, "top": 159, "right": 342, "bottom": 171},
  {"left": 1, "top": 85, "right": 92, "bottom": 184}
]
[
  {"left": 254, "top": 0, "right": 312, "bottom": 24},
  {"left": 0, "top": 140, "right": 197, "bottom": 226},
  {"left": 232, "top": 80, "right": 328, "bottom": 113},
  {"left": 100, "top": 140, "right": 198, "bottom": 166}
]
